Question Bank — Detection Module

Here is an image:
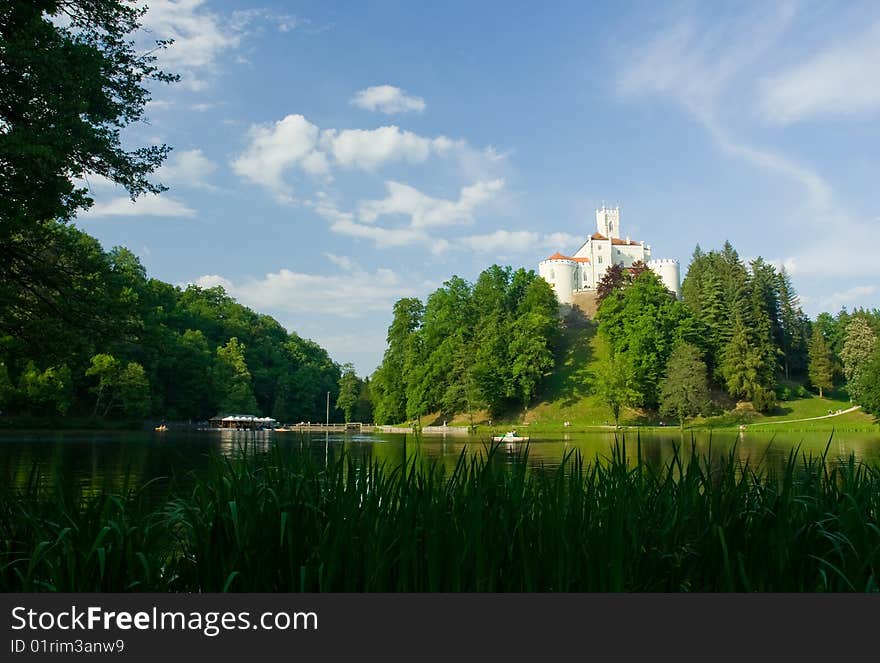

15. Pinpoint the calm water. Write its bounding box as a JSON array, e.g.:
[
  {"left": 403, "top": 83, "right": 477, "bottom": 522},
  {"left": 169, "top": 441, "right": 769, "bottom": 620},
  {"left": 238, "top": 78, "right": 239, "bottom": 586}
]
[{"left": 1, "top": 428, "right": 878, "bottom": 495}]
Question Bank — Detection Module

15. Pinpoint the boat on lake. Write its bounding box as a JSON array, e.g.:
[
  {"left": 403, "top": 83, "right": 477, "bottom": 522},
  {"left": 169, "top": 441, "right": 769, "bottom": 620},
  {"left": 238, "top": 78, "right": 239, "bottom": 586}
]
[{"left": 492, "top": 431, "right": 530, "bottom": 443}]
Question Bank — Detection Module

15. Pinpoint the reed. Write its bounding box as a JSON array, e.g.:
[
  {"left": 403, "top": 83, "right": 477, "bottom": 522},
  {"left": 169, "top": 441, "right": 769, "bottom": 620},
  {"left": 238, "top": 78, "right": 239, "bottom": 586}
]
[{"left": 1, "top": 437, "right": 878, "bottom": 592}]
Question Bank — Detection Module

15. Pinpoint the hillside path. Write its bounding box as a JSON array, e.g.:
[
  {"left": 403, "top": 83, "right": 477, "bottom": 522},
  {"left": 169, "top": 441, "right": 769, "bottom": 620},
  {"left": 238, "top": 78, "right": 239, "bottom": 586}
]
[{"left": 744, "top": 405, "right": 861, "bottom": 427}]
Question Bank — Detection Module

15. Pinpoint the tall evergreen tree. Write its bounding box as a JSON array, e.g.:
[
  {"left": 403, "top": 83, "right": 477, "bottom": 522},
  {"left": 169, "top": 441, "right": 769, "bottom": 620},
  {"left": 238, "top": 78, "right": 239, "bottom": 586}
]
[
  {"left": 720, "top": 317, "right": 776, "bottom": 411},
  {"left": 659, "top": 343, "right": 711, "bottom": 429},
  {"left": 807, "top": 328, "right": 834, "bottom": 398},
  {"left": 776, "top": 267, "right": 809, "bottom": 378}
]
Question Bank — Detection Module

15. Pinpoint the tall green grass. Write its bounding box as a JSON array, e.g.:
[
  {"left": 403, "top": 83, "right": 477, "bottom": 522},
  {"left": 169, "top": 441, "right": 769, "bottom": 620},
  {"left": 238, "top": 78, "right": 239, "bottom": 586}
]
[{"left": 1, "top": 438, "right": 878, "bottom": 591}]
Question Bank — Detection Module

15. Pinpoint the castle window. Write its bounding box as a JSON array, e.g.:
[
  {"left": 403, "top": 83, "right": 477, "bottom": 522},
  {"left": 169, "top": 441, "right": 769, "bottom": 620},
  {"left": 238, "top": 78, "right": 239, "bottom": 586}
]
[
  {"left": 550, "top": 269, "right": 555, "bottom": 279},
  {"left": 598, "top": 256, "right": 603, "bottom": 264}
]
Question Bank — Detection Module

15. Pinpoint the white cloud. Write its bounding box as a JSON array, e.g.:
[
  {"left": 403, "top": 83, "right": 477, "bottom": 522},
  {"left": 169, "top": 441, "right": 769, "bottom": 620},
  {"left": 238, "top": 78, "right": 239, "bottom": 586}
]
[
  {"left": 350, "top": 85, "right": 426, "bottom": 114},
  {"left": 780, "top": 217, "right": 880, "bottom": 279},
  {"left": 760, "top": 22, "right": 880, "bottom": 125},
  {"left": 802, "top": 285, "right": 878, "bottom": 314},
  {"left": 324, "top": 126, "right": 450, "bottom": 171},
  {"left": 231, "top": 114, "right": 329, "bottom": 201},
  {"left": 81, "top": 193, "right": 196, "bottom": 218},
  {"left": 194, "top": 264, "right": 415, "bottom": 318},
  {"left": 331, "top": 217, "right": 448, "bottom": 252},
  {"left": 229, "top": 8, "right": 306, "bottom": 34},
  {"left": 74, "top": 173, "right": 119, "bottom": 192},
  {"left": 140, "top": 2, "right": 307, "bottom": 91},
  {"left": 232, "top": 114, "right": 486, "bottom": 198},
  {"left": 323, "top": 253, "right": 357, "bottom": 271},
  {"left": 146, "top": 99, "right": 173, "bottom": 112},
  {"left": 458, "top": 230, "right": 580, "bottom": 254},
  {"left": 309, "top": 180, "right": 505, "bottom": 252},
  {"left": 615, "top": 4, "right": 832, "bottom": 212},
  {"left": 157, "top": 149, "right": 217, "bottom": 190},
  {"left": 700, "top": 119, "right": 831, "bottom": 211},
  {"left": 141, "top": 0, "right": 241, "bottom": 91},
  {"left": 309, "top": 195, "right": 446, "bottom": 252},
  {"left": 358, "top": 179, "right": 505, "bottom": 228}
]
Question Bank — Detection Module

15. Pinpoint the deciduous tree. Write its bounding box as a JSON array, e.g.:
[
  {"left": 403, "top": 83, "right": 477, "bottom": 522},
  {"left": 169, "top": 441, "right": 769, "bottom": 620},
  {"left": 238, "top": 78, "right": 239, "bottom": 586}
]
[
  {"left": 336, "top": 363, "right": 359, "bottom": 423},
  {"left": 840, "top": 317, "right": 877, "bottom": 402},
  {"left": 214, "top": 338, "right": 258, "bottom": 414}
]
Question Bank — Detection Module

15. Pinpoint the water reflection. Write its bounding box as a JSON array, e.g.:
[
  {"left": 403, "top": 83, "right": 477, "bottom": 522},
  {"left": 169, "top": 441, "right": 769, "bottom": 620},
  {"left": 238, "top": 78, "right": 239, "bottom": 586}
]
[{"left": 0, "top": 428, "right": 877, "bottom": 495}]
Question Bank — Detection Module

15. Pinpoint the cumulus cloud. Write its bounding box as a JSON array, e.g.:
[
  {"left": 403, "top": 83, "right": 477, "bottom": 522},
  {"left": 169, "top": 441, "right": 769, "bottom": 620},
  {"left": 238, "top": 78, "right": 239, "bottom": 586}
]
[
  {"left": 231, "top": 114, "right": 482, "bottom": 198},
  {"left": 324, "top": 126, "right": 448, "bottom": 170},
  {"left": 308, "top": 195, "right": 442, "bottom": 253},
  {"left": 760, "top": 22, "right": 880, "bottom": 125},
  {"left": 350, "top": 85, "right": 426, "bottom": 114},
  {"left": 358, "top": 179, "right": 505, "bottom": 228},
  {"left": 458, "top": 230, "right": 581, "bottom": 254},
  {"left": 194, "top": 263, "right": 415, "bottom": 318},
  {"left": 157, "top": 149, "right": 217, "bottom": 190},
  {"left": 141, "top": 0, "right": 241, "bottom": 90},
  {"left": 230, "top": 114, "right": 329, "bottom": 201},
  {"left": 140, "top": 2, "right": 307, "bottom": 91},
  {"left": 81, "top": 193, "right": 196, "bottom": 218},
  {"left": 309, "top": 180, "right": 505, "bottom": 252}
]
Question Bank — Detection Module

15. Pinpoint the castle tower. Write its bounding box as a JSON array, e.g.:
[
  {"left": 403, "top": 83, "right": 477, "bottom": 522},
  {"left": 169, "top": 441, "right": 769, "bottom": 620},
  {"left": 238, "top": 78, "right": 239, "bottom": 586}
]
[
  {"left": 538, "top": 254, "right": 578, "bottom": 306},
  {"left": 647, "top": 258, "right": 681, "bottom": 297},
  {"left": 596, "top": 205, "right": 620, "bottom": 238}
]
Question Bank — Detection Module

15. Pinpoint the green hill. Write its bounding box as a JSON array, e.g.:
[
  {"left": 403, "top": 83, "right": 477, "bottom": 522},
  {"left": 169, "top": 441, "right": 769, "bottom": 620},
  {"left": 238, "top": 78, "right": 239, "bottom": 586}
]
[{"left": 498, "top": 317, "right": 877, "bottom": 433}]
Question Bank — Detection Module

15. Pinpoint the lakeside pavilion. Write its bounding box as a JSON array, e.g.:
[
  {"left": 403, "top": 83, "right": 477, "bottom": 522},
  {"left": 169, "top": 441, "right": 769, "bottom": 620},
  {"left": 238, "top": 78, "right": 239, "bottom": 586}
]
[{"left": 208, "top": 414, "right": 278, "bottom": 430}]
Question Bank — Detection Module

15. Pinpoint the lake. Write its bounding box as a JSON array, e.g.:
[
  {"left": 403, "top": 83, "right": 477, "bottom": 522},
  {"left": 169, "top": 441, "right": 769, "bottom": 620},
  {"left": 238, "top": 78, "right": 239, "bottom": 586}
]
[{"left": 1, "top": 428, "right": 878, "bottom": 496}]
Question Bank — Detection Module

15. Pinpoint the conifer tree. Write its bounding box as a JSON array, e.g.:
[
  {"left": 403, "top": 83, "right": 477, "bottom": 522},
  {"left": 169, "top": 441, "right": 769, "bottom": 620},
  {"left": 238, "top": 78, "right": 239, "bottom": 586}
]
[
  {"left": 659, "top": 342, "right": 711, "bottom": 429},
  {"left": 720, "top": 317, "right": 774, "bottom": 411},
  {"left": 807, "top": 328, "right": 834, "bottom": 398},
  {"left": 776, "top": 268, "right": 809, "bottom": 379}
]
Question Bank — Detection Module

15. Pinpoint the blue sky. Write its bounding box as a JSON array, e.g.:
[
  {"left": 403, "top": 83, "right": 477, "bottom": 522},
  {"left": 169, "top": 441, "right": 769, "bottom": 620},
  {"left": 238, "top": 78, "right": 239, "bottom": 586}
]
[{"left": 76, "top": 0, "right": 880, "bottom": 375}]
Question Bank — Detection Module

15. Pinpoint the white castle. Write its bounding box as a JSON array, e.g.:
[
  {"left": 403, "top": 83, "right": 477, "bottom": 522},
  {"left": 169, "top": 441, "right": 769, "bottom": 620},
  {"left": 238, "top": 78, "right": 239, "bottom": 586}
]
[{"left": 539, "top": 205, "right": 680, "bottom": 310}]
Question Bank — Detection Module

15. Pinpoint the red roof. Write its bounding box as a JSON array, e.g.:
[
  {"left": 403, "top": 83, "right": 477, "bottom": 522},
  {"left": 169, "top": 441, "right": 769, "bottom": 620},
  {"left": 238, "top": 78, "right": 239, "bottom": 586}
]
[
  {"left": 544, "top": 252, "right": 590, "bottom": 263},
  {"left": 591, "top": 232, "right": 640, "bottom": 246}
]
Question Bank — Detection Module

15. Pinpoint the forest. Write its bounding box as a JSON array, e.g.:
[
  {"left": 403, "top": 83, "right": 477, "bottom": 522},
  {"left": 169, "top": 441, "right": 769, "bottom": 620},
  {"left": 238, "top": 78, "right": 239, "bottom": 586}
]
[
  {"left": 0, "top": 221, "right": 341, "bottom": 424},
  {"left": 4, "top": 224, "right": 879, "bottom": 427},
  {"left": 370, "top": 243, "right": 880, "bottom": 425},
  {"left": 370, "top": 266, "right": 560, "bottom": 424}
]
